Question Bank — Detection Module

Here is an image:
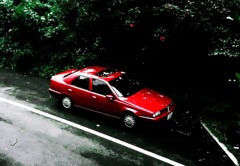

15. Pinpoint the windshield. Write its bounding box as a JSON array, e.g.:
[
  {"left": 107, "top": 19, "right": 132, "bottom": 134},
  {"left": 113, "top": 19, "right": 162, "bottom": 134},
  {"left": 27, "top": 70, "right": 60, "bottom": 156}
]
[{"left": 109, "top": 74, "right": 143, "bottom": 97}]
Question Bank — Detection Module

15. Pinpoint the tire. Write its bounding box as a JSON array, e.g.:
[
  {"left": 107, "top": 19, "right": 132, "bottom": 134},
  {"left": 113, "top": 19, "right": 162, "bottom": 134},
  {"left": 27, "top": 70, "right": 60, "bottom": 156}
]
[
  {"left": 123, "top": 113, "right": 137, "bottom": 129},
  {"left": 61, "top": 96, "right": 73, "bottom": 110}
]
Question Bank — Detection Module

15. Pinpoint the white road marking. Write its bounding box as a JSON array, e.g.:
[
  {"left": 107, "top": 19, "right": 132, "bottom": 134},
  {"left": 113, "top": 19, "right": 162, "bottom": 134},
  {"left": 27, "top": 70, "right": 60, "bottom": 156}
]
[
  {"left": 201, "top": 122, "right": 239, "bottom": 166},
  {"left": 0, "top": 97, "right": 185, "bottom": 166}
]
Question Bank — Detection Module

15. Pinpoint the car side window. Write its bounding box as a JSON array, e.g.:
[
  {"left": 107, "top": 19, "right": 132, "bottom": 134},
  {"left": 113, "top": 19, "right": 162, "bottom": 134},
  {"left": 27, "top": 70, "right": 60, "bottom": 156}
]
[
  {"left": 92, "top": 78, "right": 112, "bottom": 96},
  {"left": 71, "top": 75, "right": 89, "bottom": 90}
]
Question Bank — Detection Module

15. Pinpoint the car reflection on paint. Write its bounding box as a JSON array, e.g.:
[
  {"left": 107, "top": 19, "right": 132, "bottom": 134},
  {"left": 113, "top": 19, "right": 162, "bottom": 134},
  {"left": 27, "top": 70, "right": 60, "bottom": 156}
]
[{"left": 49, "top": 65, "right": 176, "bottom": 129}]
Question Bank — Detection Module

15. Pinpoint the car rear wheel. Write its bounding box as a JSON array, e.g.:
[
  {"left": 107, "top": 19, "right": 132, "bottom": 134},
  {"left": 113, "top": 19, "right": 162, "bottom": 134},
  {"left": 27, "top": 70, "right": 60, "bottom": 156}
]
[
  {"left": 123, "top": 113, "right": 136, "bottom": 129},
  {"left": 61, "top": 96, "right": 72, "bottom": 110}
]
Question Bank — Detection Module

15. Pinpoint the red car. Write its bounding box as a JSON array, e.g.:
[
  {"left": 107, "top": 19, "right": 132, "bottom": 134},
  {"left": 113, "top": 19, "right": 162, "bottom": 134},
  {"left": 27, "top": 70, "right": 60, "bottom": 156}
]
[{"left": 49, "top": 65, "right": 176, "bottom": 129}]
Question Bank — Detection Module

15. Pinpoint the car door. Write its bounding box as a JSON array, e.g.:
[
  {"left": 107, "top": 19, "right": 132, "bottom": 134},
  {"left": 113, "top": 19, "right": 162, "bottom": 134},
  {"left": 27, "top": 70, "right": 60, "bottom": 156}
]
[
  {"left": 89, "top": 78, "right": 122, "bottom": 117},
  {"left": 68, "top": 75, "right": 92, "bottom": 108}
]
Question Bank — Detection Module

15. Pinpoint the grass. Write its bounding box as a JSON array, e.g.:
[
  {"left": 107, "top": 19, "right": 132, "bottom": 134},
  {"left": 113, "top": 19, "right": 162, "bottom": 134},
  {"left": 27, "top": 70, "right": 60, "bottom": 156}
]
[{"left": 191, "top": 90, "right": 240, "bottom": 163}]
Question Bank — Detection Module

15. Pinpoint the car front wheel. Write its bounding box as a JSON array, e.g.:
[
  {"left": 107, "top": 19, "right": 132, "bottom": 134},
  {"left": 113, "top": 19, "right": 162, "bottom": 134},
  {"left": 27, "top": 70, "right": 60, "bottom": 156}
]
[
  {"left": 123, "top": 114, "right": 136, "bottom": 129},
  {"left": 61, "top": 96, "right": 72, "bottom": 110}
]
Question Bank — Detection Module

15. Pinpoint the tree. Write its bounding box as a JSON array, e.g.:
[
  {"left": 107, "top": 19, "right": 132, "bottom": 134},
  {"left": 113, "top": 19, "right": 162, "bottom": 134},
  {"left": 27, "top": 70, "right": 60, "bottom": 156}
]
[{"left": 0, "top": 0, "right": 239, "bottom": 85}]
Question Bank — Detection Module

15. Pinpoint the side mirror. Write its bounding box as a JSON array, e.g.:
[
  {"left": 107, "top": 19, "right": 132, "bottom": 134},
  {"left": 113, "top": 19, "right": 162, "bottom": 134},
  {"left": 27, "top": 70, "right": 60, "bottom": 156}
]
[{"left": 106, "top": 94, "right": 115, "bottom": 101}]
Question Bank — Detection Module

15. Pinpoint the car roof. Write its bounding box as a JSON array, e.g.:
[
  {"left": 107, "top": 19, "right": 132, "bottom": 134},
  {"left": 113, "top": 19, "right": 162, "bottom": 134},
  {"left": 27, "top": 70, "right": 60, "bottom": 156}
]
[{"left": 78, "top": 65, "right": 125, "bottom": 82}]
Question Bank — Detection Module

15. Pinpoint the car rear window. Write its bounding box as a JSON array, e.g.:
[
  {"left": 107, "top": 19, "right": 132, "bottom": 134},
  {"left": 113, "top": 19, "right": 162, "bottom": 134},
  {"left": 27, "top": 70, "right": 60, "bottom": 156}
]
[
  {"left": 109, "top": 74, "right": 143, "bottom": 97},
  {"left": 95, "top": 68, "right": 118, "bottom": 77},
  {"left": 63, "top": 70, "right": 78, "bottom": 78}
]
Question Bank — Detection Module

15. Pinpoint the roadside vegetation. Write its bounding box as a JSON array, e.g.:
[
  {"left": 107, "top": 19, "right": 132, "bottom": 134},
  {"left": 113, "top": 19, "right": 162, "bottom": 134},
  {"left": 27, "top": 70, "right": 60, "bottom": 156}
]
[{"left": 0, "top": 0, "right": 240, "bottom": 160}]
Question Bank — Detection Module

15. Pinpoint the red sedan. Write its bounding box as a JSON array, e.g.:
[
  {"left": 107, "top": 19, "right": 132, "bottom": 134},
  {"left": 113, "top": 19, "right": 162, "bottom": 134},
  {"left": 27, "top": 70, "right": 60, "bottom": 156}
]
[{"left": 49, "top": 65, "right": 176, "bottom": 129}]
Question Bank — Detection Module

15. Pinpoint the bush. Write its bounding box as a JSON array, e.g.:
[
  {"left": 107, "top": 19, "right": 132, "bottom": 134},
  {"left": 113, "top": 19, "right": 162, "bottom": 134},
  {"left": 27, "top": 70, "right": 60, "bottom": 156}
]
[{"left": 0, "top": 0, "right": 239, "bottom": 84}]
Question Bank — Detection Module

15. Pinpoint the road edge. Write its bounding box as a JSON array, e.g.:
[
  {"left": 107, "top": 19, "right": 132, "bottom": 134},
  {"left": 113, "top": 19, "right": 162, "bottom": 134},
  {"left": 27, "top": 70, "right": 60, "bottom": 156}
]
[{"left": 201, "top": 122, "right": 239, "bottom": 166}]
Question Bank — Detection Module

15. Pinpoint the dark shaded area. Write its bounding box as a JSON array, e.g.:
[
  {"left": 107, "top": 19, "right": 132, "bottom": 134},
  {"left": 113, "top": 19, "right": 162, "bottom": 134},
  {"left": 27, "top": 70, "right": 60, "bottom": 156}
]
[
  {"left": 101, "top": 24, "right": 240, "bottom": 96},
  {"left": 0, "top": 154, "right": 23, "bottom": 166},
  {"left": 13, "top": 0, "right": 22, "bottom": 6},
  {"left": 227, "top": 122, "right": 240, "bottom": 147}
]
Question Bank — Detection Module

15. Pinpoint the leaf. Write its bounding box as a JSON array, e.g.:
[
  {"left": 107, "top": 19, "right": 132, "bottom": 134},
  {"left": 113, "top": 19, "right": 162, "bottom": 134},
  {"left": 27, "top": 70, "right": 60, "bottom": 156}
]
[{"left": 236, "top": 72, "right": 240, "bottom": 81}]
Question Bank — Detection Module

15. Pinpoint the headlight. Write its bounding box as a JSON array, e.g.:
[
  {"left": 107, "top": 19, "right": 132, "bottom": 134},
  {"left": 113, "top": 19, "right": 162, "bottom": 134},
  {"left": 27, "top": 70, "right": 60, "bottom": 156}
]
[{"left": 153, "top": 111, "right": 161, "bottom": 118}]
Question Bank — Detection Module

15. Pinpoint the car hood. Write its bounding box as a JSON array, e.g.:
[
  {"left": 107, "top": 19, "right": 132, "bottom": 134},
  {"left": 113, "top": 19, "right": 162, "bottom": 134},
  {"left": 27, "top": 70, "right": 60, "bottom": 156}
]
[{"left": 125, "top": 88, "right": 172, "bottom": 112}]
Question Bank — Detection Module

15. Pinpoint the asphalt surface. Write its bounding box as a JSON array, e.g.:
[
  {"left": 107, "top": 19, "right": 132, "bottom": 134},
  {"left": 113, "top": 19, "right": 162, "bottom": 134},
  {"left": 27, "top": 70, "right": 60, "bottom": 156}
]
[
  {"left": 2, "top": 99, "right": 184, "bottom": 166},
  {"left": 1, "top": 101, "right": 107, "bottom": 166},
  {"left": 0, "top": 68, "right": 239, "bottom": 166}
]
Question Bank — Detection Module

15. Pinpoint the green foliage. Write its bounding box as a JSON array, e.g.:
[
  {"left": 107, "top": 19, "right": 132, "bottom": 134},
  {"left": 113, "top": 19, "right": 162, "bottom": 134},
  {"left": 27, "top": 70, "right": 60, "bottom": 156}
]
[
  {"left": 0, "top": 0, "right": 240, "bottom": 78},
  {"left": 0, "top": 0, "right": 99, "bottom": 76},
  {"left": 236, "top": 72, "right": 240, "bottom": 81}
]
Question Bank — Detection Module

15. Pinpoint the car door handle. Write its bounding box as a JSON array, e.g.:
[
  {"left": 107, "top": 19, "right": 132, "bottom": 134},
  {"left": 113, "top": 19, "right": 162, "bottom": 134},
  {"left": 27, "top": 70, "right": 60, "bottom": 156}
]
[
  {"left": 68, "top": 89, "right": 72, "bottom": 92},
  {"left": 92, "top": 96, "right": 96, "bottom": 99}
]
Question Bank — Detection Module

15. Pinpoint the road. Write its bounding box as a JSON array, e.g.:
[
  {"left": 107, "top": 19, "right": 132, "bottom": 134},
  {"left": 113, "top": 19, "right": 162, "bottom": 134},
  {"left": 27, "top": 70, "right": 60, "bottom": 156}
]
[
  {"left": 1, "top": 98, "right": 185, "bottom": 166},
  {"left": 0, "top": 68, "right": 238, "bottom": 166}
]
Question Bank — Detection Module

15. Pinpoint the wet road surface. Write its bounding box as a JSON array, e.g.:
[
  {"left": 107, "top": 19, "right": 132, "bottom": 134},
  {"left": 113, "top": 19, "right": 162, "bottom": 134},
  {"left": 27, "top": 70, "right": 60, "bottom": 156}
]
[
  {"left": 2, "top": 99, "right": 184, "bottom": 166},
  {"left": 0, "top": 68, "right": 238, "bottom": 166}
]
